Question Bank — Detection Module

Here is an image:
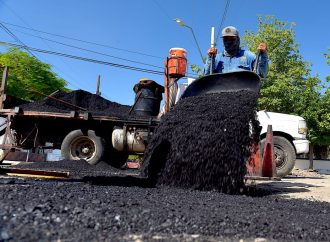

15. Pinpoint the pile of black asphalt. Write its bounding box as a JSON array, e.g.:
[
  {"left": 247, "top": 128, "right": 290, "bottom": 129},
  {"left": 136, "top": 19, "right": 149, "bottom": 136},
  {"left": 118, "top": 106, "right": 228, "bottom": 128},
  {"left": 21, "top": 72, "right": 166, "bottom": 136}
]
[
  {"left": 0, "top": 176, "right": 329, "bottom": 242},
  {"left": 15, "top": 89, "right": 260, "bottom": 194},
  {"left": 142, "top": 90, "right": 260, "bottom": 193},
  {"left": 5, "top": 88, "right": 329, "bottom": 241},
  {"left": 12, "top": 159, "right": 144, "bottom": 184},
  {"left": 19, "top": 89, "right": 132, "bottom": 118}
]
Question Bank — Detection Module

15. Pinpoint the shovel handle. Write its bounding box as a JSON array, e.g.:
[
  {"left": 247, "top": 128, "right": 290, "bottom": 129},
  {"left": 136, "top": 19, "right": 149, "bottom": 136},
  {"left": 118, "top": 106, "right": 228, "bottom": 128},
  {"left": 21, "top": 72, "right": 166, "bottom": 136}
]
[
  {"left": 209, "top": 27, "right": 215, "bottom": 75},
  {"left": 253, "top": 50, "right": 261, "bottom": 74},
  {"left": 209, "top": 55, "right": 214, "bottom": 75}
]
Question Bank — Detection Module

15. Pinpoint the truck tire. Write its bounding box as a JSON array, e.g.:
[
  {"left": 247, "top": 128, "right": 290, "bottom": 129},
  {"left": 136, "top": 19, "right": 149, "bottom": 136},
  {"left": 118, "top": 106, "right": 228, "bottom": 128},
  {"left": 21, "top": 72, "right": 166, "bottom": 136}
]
[
  {"left": 0, "top": 149, "right": 5, "bottom": 161},
  {"left": 260, "top": 136, "right": 296, "bottom": 177},
  {"left": 61, "top": 129, "right": 104, "bottom": 165}
]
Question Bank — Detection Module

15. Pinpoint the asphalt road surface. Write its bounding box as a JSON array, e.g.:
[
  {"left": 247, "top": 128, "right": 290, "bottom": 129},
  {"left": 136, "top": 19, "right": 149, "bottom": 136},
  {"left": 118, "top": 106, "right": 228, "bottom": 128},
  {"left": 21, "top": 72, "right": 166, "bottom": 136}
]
[{"left": 0, "top": 165, "right": 330, "bottom": 242}]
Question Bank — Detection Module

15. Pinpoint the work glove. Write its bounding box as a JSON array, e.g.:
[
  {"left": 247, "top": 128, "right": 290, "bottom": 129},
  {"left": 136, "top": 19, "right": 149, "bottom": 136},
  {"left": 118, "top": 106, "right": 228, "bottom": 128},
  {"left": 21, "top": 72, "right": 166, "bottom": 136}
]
[
  {"left": 207, "top": 47, "right": 218, "bottom": 57},
  {"left": 258, "top": 43, "right": 267, "bottom": 53}
]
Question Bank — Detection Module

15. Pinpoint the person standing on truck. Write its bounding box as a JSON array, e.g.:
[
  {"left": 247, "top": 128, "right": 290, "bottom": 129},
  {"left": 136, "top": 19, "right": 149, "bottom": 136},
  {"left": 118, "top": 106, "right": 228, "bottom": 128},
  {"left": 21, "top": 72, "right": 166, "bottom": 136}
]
[{"left": 203, "top": 26, "right": 268, "bottom": 77}]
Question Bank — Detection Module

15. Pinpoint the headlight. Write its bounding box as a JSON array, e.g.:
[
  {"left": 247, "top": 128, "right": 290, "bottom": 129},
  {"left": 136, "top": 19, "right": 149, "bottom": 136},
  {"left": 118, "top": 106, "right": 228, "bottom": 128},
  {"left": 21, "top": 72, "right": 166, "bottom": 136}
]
[{"left": 298, "top": 120, "right": 307, "bottom": 134}]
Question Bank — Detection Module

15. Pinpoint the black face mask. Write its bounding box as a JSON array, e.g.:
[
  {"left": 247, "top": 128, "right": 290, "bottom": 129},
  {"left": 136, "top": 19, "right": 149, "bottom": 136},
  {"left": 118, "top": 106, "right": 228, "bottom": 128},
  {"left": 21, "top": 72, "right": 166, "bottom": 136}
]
[{"left": 223, "top": 37, "right": 240, "bottom": 56}]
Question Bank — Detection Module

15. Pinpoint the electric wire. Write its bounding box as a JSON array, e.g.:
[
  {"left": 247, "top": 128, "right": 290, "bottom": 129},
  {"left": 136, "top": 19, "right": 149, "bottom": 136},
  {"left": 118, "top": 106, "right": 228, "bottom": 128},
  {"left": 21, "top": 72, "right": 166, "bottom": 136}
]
[
  {"left": 0, "top": 0, "right": 31, "bottom": 27},
  {"left": 0, "top": 20, "right": 198, "bottom": 77},
  {"left": 0, "top": 2, "right": 85, "bottom": 90},
  {"left": 0, "top": 7, "right": 202, "bottom": 77},
  {"left": 0, "top": 20, "right": 163, "bottom": 59},
  {"left": 0, "top": 22, "right": 36, "bottom": 57},
  {"left": 13, "top": 29, "right": 164, "bottom": 70},
  {"left": 150, "top": 2, "right": 204, "bottom": 75},
  {"left": 4, "top": 27, "right": 198, "bottom": 76},
  {"left": 215, "top": 0, "right": 231, "bottom": 45},
  {"left": 0, "top": 41, "right": 198, "bottom": 79},
  {"left": 0, "top": 41, "right": 164, "bottom": 75},
  {"left": 152, "top": 0, "right": 173, "bottom": 20},
  {"left": 0, "top": 21, "right": 161, "bottom": 97}
]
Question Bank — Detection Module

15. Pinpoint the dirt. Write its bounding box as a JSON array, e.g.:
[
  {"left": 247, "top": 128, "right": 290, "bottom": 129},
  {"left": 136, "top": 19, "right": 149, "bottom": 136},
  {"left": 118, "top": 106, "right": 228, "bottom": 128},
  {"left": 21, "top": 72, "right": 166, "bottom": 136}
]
[
  {"left": 142, "top": 91, "right": 260, "bottom": 194},
  {"left": 291, "top": 168, "right": 324, "bottom": 178},
  {"left": 254, "top": 169, "right": 330, "bottom": 203}
]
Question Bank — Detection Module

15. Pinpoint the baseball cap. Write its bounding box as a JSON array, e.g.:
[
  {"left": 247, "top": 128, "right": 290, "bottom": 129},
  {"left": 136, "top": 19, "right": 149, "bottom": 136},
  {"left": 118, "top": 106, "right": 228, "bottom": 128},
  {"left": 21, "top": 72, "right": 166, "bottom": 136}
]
[{"left": 222, "top": 26, "right": 239, "bottom": 37}]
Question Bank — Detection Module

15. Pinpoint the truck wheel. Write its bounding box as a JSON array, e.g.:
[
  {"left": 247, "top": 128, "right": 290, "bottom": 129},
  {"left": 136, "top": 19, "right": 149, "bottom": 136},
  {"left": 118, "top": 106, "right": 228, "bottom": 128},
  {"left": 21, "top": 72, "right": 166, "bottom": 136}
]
[
  {"left": 61, "top": 129, "right": 104, "bottom": 165},
  {"left": 0, "top": 149, "right": 5, "bottom": 161},
  {"left": 260, "top": 136, "right": 296, "bottom": 177}
]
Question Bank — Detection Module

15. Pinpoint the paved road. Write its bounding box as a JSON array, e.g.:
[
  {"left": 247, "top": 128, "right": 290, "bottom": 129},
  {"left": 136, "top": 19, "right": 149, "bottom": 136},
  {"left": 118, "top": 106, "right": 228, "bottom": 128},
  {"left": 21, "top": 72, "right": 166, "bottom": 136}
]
[{"left": 255, "top": 169, "right": 330, "bottom": 203}]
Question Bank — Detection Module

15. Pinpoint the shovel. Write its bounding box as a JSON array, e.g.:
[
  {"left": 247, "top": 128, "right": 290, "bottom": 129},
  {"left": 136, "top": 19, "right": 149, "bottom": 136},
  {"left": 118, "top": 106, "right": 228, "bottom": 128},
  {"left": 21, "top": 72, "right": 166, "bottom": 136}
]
[
  {"left": 180, "top": 70, "right": 261, "bottom": 99},
  {"left": 180, "top": 32, "right": 262, "bottom": 99}
]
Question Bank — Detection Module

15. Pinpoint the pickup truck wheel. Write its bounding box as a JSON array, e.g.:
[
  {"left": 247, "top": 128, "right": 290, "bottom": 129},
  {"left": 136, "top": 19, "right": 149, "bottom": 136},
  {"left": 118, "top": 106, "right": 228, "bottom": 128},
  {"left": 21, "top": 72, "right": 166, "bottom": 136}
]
[
  {"left": 61, "top": 129, "right": 104, "bottom": 165},
  {"left": 260, "top": 136, "right": 296, "bottom": 177}
]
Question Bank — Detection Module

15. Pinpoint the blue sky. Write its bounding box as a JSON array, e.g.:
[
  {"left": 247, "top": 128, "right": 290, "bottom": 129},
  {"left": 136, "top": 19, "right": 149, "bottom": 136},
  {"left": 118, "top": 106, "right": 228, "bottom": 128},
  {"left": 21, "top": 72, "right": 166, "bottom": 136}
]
[{"left": 0, "top": 0, "right": 329, "bottom": 105}]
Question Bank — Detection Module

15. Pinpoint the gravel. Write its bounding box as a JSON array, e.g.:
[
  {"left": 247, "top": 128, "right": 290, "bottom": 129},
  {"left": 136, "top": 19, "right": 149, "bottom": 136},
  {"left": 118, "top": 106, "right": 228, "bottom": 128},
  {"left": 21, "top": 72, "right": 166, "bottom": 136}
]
[
  {"left": 142, "top": 91, "right": 260, "bottom": 193},
  {"left": 0, "top": 176, "right": 330, "bottom": 242},
  {"left": 19, "top": 89, "right": 132, "bottom": 118},
  {"left": 3, "top": 84, "right": 329, "bottom": 241},
  {"left": 12, "top": 159, "right": 144, "bottom": 184}
]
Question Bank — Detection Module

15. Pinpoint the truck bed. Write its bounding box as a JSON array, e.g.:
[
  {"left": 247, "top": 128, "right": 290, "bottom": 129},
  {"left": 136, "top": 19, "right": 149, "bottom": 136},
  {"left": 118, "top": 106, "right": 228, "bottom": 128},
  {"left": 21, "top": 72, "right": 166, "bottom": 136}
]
[
  {"left": 0, "top": 107, "right": 160, "bottom": 151},
  {"left": 0, "top": 107, "right": 160, "bottom": 125}
]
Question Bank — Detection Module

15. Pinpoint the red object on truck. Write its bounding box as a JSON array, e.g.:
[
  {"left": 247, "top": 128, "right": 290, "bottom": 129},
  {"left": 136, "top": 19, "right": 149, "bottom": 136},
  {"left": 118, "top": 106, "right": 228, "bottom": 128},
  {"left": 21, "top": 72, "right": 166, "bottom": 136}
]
[{"left": 166, "top": 48, "right": 187, "bottom": 77}]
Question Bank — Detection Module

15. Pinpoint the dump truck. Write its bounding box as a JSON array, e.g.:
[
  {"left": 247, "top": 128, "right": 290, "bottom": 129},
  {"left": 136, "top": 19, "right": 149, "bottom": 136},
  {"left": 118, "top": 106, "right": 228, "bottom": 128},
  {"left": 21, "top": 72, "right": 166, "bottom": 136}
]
[{"left": 0, "top": 48, "right": 309, "bottom": 178}]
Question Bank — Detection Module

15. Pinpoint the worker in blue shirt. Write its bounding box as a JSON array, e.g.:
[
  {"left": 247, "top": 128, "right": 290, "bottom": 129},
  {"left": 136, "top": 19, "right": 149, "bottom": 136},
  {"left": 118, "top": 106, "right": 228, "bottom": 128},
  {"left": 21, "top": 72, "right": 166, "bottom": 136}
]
[{"left": 203, "top": 26, "right": 268, "bottom": 78}]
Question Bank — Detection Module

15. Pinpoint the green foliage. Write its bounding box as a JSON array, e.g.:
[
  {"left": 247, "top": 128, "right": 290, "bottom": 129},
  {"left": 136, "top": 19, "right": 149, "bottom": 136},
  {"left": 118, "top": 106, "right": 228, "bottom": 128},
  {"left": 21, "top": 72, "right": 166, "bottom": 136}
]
[
  {"left": 243, "top": 16, "right": 311, "bottom": 112},
  {"left": 187, "top": 16, "right": 329, "bottom": 145},
  {"left": 243, "top": 16, "right": 330, "bottom": 145},
  {"left": 190, "top": 63, "right": 203, "bottom": 78},
  {"left": 0, "top": 48, "right": 68, "bottom": 101},
  {"left": 325, "top": 48, "right": 330, "bottom": 82},
  {"left": 309, "top": 95, "right": 330, "bottom": 145}
]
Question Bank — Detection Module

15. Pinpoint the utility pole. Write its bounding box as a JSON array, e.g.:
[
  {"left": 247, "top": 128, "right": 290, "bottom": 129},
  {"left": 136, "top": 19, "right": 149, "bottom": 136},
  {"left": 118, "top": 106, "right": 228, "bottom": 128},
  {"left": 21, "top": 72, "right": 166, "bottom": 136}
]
[
  {"left": 0, "top": 66, "right": 9, "bottom": 110},
  {"left": 96, "top": 74, "right": 101, "bottom": 96},
  {"left": 309, "top": 143, "right": 314, "bottom": 170},
  {"left": 174, "top": 18, "right": 205, "bottom": 63}
]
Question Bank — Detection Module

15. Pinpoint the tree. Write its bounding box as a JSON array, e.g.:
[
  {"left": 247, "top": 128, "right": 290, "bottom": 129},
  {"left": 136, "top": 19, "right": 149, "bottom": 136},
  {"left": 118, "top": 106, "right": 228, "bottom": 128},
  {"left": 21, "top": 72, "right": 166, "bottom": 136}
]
[
  {"left": 243, "top": 16, "right": 330, "bottom": 146},
  {"left": 0, "top": 48, "right": 68, "bottom": 101},
  {"left": 311, "top": 49, "right": 330, "bottom": 145},
  {"left": 190, "top": 63, "right": 203, "bottom": 78},
  {"left": 325, "top": 48, "right": 330, "bottom": 82}
]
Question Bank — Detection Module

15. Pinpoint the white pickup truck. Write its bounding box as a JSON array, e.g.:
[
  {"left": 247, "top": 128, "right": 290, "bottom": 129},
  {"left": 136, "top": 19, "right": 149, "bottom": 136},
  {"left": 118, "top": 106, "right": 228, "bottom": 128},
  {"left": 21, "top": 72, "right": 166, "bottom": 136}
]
[{"left": 176, "top": 81, "right": 310, "bottom": 177}]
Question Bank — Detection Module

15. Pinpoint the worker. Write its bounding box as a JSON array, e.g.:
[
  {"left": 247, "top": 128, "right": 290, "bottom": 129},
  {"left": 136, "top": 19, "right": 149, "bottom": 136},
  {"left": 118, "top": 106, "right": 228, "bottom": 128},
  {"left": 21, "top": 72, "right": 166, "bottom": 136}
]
[{"left": 203, "top": 26, "right": 268, "bottom": 78}]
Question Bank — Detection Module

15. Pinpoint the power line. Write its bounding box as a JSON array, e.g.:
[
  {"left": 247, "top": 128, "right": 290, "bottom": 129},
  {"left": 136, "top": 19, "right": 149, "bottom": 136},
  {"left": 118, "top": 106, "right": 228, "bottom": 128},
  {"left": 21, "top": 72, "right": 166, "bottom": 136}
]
[
  {"left": 215, "top": 0, "right": 231, "bottom": 45},
  {"left": 0, "top": 11, "right": 199, "bottom": 78},
  {"left": 0, "top": 2, "right": 88, "bottom": 91},
  {"left": 0, "top": 41, "right": 164, "bottom": 75},
  {"left": 0, "top": 20, "right": 163, "bottom": 59},
  {"left": 0, "top": 22, "right": 36, "bottom": 57},
  {"left": 13, "top": 28, "right": 164, "bottom": 70},
  {"left": 0, "top": 41, "right": 198, "bottom": 79},
  {"left": 152, "top": 0, "right": 173, "bottom": 20}
]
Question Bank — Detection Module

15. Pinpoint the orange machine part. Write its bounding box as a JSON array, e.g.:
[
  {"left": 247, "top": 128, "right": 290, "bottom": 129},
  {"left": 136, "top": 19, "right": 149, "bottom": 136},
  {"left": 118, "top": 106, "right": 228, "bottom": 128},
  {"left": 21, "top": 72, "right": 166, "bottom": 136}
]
[{"left": 167, "top": 48, "right": 187, "bottom": 77}]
